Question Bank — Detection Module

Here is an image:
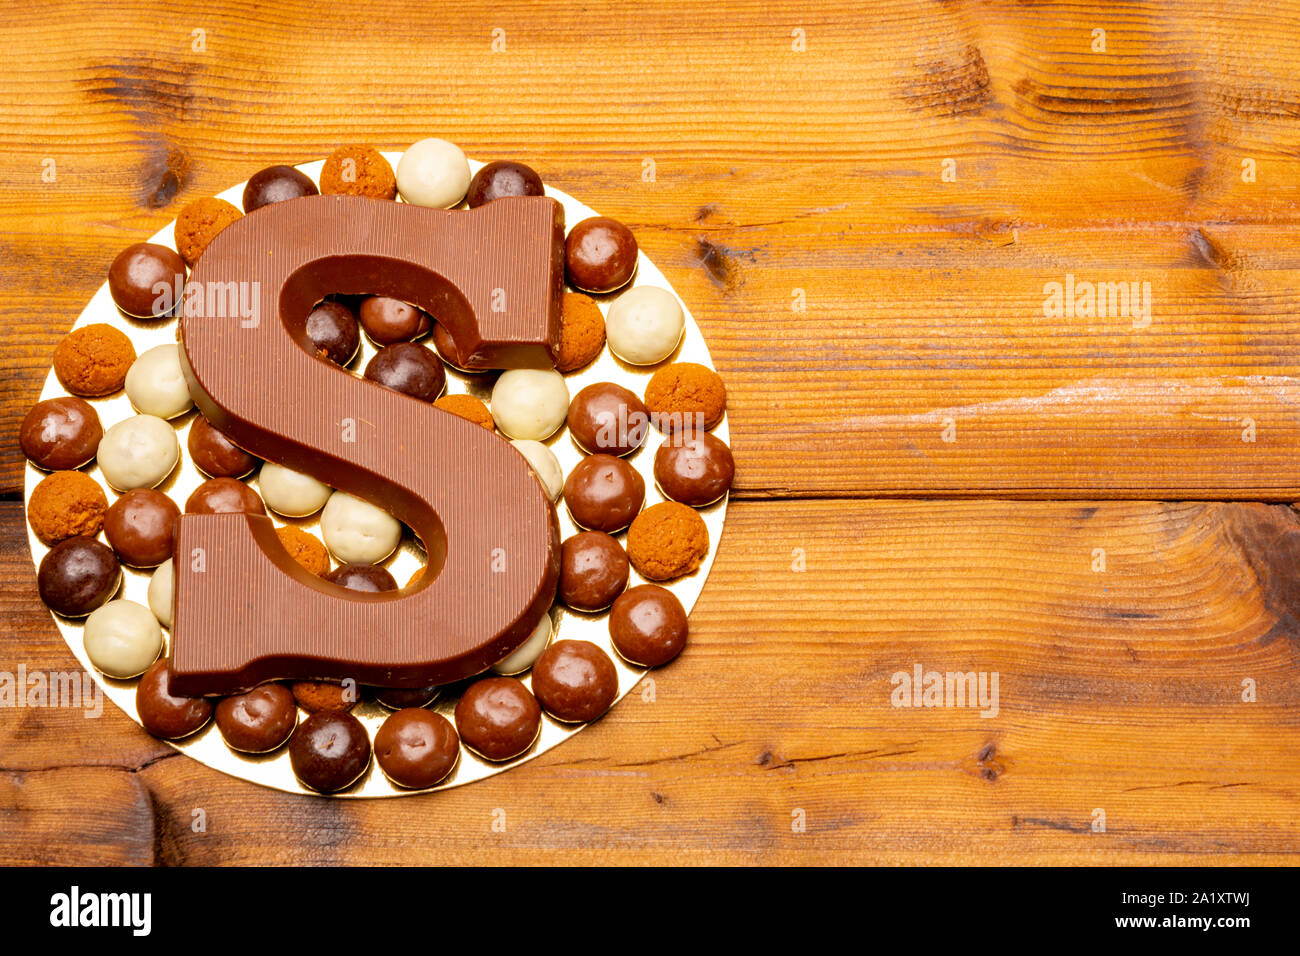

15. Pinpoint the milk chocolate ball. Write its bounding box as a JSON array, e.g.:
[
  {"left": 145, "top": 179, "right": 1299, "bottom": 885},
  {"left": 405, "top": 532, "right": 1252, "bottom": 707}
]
[
  {"left": 559, "top": 531, "right": 629, "bottom": 611},
  {"left": 375, "top": 709, "right": 460, "bottom": 789},
  {"left": 20, "top": 397, "right": 102, "bottom": 470},
  {"left": 563, "top": 454, "right": 644, "bottom": 533},
  {"left": 289, "top": 710, "right": 372, "bottom": 793},
  {"left": 531, "top": 640, "right": 619, "bottom": 723},
  {"left": 108, "top": 243, "right": 186, "bottom": 318},
  {"left": 364, "top": 343, "right": 445, "bottom": 402},
  {"left": 215, "top": 683, "right": 297, "bottom": 753},
  {"left": 305, "top": 300, "right": 361, "bottom": 366},
  {"left": 375, "top": 685, "right": 441, "bottom": 710},
  {"left": 136, "top": 659, "right": 213, "bottom": 740},
  {"left": 654, "top": 432, "right": 735, "bottom": 507},
  {"left": 187, "top": 416, "right": 258, "bottom": 478},
  {"left": 359, "top": 296, "right": 431, "bottom": 345},
  {"left": 37, "top": 536, "right": 121, "bottom": 618},
  {"left": 323, "top": 563, "right": 398, "bottom": 593},
  {"left": 565, "top": 217, "right": 638, "bottom": 293},
  {"left": 185, "top": 477, "right": 266, "bottom": 516},
  {"left": 104, "top": 488, "right": 179, "bottom": 567},
  {"left": 567, "top": 382, "right": 649, "bottom": 456},
  {"left": 466, "top": 160, "right": 545, "bottom": 208},
  {"left": 609, "top": 584, "right": 689, "bottom": 667},
  {"left": 454, "top": 677, "right": 541, "bottom": 762},
  {"left": 242, "top": 164, "right": 319, "bottom": 213}
]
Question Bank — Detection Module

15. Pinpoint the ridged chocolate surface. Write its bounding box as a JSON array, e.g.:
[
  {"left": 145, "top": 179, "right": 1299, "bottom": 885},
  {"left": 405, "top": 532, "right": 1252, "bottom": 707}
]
[{"left": 170, "top": 195, "right": 563, "bottom": 695}]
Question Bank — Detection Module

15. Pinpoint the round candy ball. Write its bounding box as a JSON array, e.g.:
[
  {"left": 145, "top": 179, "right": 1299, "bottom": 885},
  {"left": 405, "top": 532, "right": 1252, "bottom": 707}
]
[
  {"left": 654, "top": 431, "right": 735, "bottom": 507},
  {"left": 609, "top": 584, "right": 689, "bottom": 667},
  {"left": 97, "top": 415, "right": 179, "bottom": 491},
  {"left": 358, "top": 296, "right": 431, "bottom": 346},
  {"left": 563, "top": 454, "right": 645, "bottom": 533},
  {"left": 375, "top": 685, "right": 441, "bottom": 710},
  {"left": 375, "top": 709, "right": 460, "bottom": 789},
  {"left": 20, "top": 397, "right": 102, "bottom": 471},
  {"left": 258, "top": 463, "right": 331, "bottom": 518},
  {"left": 185, "top": 477, "right": 266, "bottom": 516},
  {"left": 290, "top": 710, "right": 372, "bottom": 793},
  {"left": 136, "top": 659, "right": 212, "bottom": 740},
  {"left": 37, "top": 536, "right": 121, "bottom": 618},
  {"left": 606, "top": 286, "right": 685, "bottom": 366},
  {"left": 490, "top": 369, "right": 569, "bottom": 440},
  {"left": 108, "top": 243, "right": 186, "bottom": 319},
  {"left": 559, "top": 531, "right": 629, "bottom": 612},
  {"left": 306, "top": 300, "right": 361, "bottom": 366},
  {"left": 147, "top": 558, "right": 174, "bottom": 628},
  {"left": 83, "top": 599, "right": 163, "bottom": 679},
  {"left": 491, "top": 613, "right": 553, "bottom": 676},
  {"left": 320, "top": 490, "right": 402, "bottom": 564},
  {"left": 454, "top": 676, "right": 541, "bottom": 762},
  {"left": 364, "top": 342, "right": 445, "bottom": 402},
  {"left": 396, "top": 138, "right": 471, "bottom": 208},
  {"left": 508, "top": 439, "right": 563, "bottom": 502},
  {"left": 567, "top": 382, "right": 649, "bottom": 456},
  {"left": 104, "top": 488, "right": 179, "bottom": 568},
  {"left": 125, "top": 344, "right": 194, "bottom": 419},
  {"left": 531, "top": 640, "right": 619, "bottom": 723},
  {"left": 242, "top": 164, "right": 318, "bottom": 213},
  {"left": 323, "top": 563, "right": 398, "bottom": 593},
  {"left": 565, "top": 217, "right": 638, "bottom": 293},
  {"left": 466, "top": 160, "right": 544, "bottom": 208},
  {"left": 215, "top": 683, "right": 297, "bottom": 753},
  {"left": 187, "top": 416, "right": 258, "bottom": 479}
]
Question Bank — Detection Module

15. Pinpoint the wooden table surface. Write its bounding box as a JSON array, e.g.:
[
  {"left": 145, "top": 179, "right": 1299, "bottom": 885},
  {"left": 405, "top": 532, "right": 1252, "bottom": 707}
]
[{"left": 3, "top": 0, "right": 1300, "bottom": 865}]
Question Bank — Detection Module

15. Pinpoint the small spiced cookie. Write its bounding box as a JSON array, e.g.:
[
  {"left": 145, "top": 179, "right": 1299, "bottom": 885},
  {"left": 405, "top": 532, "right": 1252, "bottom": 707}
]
[
  {"left": 433, "top": 393, "right": 494, "bottom": 430},
  {"left": 275, "top": 526, "right": 330, "bottom": 576},
  {"left": 643, "top": 362, "right": 726, "bottom": 434},
  {"left": 320, "top": 145, "right": 397, "bottom": 200},
  {"left": 27, "top": 471, "right": 108, "bottom": 545},
  {"left": 555, "top": 292, "right": 605, "bottom": 373},
  {"left": 291, "top": 680, "right": 357, "bottom": 713},
  {"left": 173, "top": 197, "right": 242, "bottom": 267},
  {"left": 626, "top": 501, "right": 709, "bottom": 581},
  {"left": 53, "top": 324, "right": 135, "bottom": 397}
]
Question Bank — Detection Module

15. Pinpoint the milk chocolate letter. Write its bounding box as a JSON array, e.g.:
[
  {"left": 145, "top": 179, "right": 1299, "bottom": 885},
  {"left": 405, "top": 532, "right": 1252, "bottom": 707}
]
[{"left": 171, "top": 195, "right": 564, "bottom": 695}]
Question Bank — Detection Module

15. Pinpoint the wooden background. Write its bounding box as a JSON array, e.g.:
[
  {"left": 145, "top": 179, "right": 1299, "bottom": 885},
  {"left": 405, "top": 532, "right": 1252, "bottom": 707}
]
[{"left": 3, "top": 0, "right": 1300, "bottom": 864}]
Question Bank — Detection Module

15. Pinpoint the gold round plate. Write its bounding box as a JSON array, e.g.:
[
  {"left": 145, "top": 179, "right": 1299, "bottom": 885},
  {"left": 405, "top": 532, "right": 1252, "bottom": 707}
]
[{"left": 24, "top": 152, "right": 729, "bottom": 797}]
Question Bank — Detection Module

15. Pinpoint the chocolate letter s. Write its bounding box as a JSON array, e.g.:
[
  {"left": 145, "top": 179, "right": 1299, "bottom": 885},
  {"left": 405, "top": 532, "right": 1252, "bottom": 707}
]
[{"left": 170, "top": 194, "right": 564, "bottom": 695}]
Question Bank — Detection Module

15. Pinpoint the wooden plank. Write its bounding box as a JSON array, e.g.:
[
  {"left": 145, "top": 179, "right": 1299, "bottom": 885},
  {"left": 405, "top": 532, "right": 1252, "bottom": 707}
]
[{"left": 3, "top": 499, "right": 1297, "bottom": 864}]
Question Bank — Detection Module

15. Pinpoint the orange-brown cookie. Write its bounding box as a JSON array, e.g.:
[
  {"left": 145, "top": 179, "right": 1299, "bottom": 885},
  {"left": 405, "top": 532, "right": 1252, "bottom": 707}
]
[
  {"left": 173, "top": 197, "right": 243, "bottom": 267},
  {"left": 291, "top": 680, "right": 357, "bottom": 713},
  {"left": 643, "top": 362, "right": 726, "bottom": 434},
  {"left": 52, "top": 324, "right": 135, "bottom": 397},
  {"left": 27, "top": 470, "right": 108, "bottom": 545},
  {"left": 320, "top": 145, "right": 397, "bottom": 200},
  {"left": 625, "top": 501, "right": 709, "bottom": 582},
  {"left": 275, "top": 525, "right": 330, "bottom": 576},
  {"left": 433, "top": 393, "right": 494, "bottom": 430},
  {"left": 407, "top": 566, "right": 425, "bottom": 588},
  {"left": 555, "top": 292, "right": 605, "bottom": 373}
]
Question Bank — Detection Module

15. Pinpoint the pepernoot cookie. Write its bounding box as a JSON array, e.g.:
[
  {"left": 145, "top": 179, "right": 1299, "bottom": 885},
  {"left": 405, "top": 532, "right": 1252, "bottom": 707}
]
[
  {"left": 173, "top": 197, "right": 243, "bottom": 267},
  {"left": 554, "top": 292, "right": 606, "bottom": 373},
  {"left": 53, "top": 324, "right": 135, "bottom": 397},
  {"left": 643, "top": 362, "right": 726, "bottom": 434},
  {"left": 275, "top": 526, "right": 330, "bottom": 576},
  {"left": 433, "top": 393, "right": 494, "bottom": 430},
  {"left": 320, "top": 145, "right": 397, "bottom": 200},
  {"left": 27, "top": 471, "right": 108, "bottom": 545},
  {"left": 626, "top": 501, "right": 709, "bottom": 581}
]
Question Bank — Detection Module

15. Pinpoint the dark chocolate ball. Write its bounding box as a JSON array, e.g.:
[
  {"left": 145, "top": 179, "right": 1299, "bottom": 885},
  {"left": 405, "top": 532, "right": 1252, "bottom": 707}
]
[
  {"left": 466, "top": 160, "right": 545, "bottom": 208},
  {"left": 567, "top": 382, "right": 649, "bottom": 456},
  {"left": 609, "top": 584, "right": 689, "bottom": 667},
  {"left": 103, "top": 488, "right": 179, "bottom": 567},
  {"left": 20, "top": 397, "right": 102, "bottom": 470},
  {"left": 375, "top": 685, "right": 441, "bottom": 709},
  {"left": 565, "top": 217, "right": 638, "bottom": 293},
  {"left": 431, "top": 322, "right": 467, "bottom": 368},
  {"left": 36, "top": 536, "right": 121, "bottom": 618},
  {"left": 289, "top": 710, "right": 372, "bottom": 793},
  {"left": 305, "top": 300, "right": 361, "bottom": 366},
  {"left": 242, "top": 164, "right": 319, "bottom": 213},
  {"left": 563, "top": 454, "right": 645, "bottom": 533},
  {"left": 107, "top": 243, "right": 187, "bottom": 318},
  {"left": 364, "top": 343, "right": 446, "bottom": 402},
  {"left": 215, "top": 683, "right": 297, "bottom": 753},
  {"left": 531, "top": 640, "right": 619, "bottom": 723},
  {"left": 323, "top": 563, "right": 398, "bottom": 593},
  {"left": 454, "top": 676, "right": 541, "bottom": 762},
  {"left": 187, "top": 416, "right": 258, "bottom": 479},
  {"left": 654, "top": 432, "right": 735, "bottom": 507},
  {"left": 136, "top": 659, "right": 213, "bottom": 740},
  {"left": 375, "top": 708, "right": 460, "bottom": 789},
  {"left": 559, "top": 531, "right": 629, "bottom": 611},
  {"left": 185, "top": 477, "right": 266, "bottom": 516},
  {"left": 358, "top": 296, "right": 431, "bottom": 346}
]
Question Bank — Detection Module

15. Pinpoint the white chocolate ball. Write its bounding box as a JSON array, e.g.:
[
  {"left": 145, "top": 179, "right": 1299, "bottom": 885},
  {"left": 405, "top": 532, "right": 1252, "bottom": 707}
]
[
  {"left": 396, "top": 138, "right": 471, "bottom": 208},
  {"left": 147, "top": 558, "right": 174, "bottom": 628},
  {"left": 258, "top": 463, "right": 332, "bottom": 517},
  {"left": 605, "top": 286, "right": 685, "bottom": 366},
  {"left": 490, "top": 369, "right": 569, "bottom": 440},
  {"left": 320, "top": 490, "right": 402, "bottom": 564},
  {"left": 125, "top": 344, "right": 194, "bottom": 419},
  {"left": 509, "top": 439, "right": 563, "bottom": 502},
  {"left": 491, "top": 613, "right": 553, "bottom": 675},
  {"left": 97, "top": 414, "right": 180, "bottom": 491},
  {"left": 83, "top": 599, "right": 163, "bottom": 678}
]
